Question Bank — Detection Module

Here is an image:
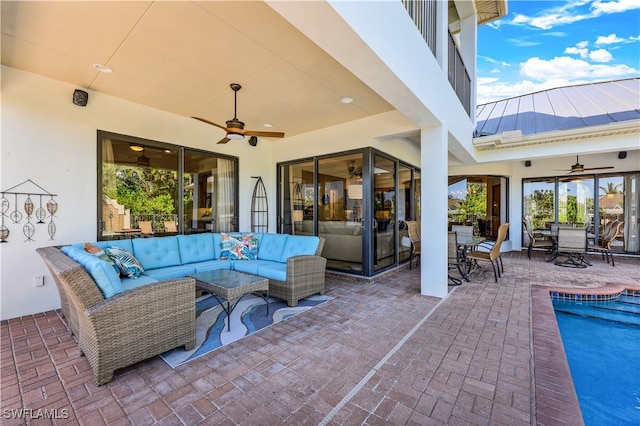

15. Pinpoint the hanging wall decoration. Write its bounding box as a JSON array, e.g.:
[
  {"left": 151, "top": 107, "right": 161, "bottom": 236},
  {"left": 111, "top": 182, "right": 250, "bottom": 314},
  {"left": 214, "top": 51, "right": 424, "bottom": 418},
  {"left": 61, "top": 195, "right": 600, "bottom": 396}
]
[
  {"left": 0, "top": 179, "right": 58, "bottom": 243},
  {"left": 250, "top": 176, "right": 268, "bottom": 234}
]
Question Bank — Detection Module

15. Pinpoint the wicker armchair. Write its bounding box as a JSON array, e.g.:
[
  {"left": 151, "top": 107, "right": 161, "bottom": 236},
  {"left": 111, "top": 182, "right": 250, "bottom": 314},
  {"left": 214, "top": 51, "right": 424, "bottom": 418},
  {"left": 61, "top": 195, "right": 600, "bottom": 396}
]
[
  {"left": 36, "top": 246, "right": 196, "bottom": 385},
  {"left": 268, "top": 237, "right": 327, "bottom": 307}
]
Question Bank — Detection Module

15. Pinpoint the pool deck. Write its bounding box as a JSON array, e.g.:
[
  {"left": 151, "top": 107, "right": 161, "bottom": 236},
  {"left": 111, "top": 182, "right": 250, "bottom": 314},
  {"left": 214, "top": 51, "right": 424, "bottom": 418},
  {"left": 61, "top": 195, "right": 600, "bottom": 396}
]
[{"left": 2, "top": 250, "right": 639, "bottom": 425}]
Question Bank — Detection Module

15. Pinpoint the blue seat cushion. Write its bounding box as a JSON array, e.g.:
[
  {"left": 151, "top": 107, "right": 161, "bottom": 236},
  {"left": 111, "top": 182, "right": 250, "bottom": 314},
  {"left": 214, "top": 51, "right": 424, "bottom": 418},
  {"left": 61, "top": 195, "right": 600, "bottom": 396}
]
[
  {"left": 120, "top": 275, "right": 159, "bottom": 292},
  {"left": 142, "top": 265, "right": 196, "bottom": 281},
  {"left": 61, "top": 246, "right": 122, "bottom": 298},
  {"left": 232, "top": 260, "right": 275, "bottom": 276},
  {"left": 132, "top": 236, "right": 181, "bottom": 270},
  {"left": 177, "top": 234, "right": 215, "bottom": 264},
  {"left": 257, "top": 234, "right": 288, "bottom": 262},
  {"left": 191, "top": 259, "right": 233, "bottom": 273},
  {"left": 257, "top": 262, "right": 287, "bottom": 282},
  {"left": 280, "top": 235, "right": 320, "bottom": 262}
]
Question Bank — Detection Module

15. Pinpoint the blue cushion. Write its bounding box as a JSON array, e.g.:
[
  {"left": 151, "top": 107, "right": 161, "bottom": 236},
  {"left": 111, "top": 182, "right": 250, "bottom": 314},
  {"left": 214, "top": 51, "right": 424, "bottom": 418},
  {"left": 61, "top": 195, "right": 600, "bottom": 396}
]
[
  {"left": 120, "top": 275, "right": 158, "bottom": 292},
  {"left": 132, "top": 236, "right": 181, "bottom": 270},
  {"left": 61, "top": 246, "right": 122, "bottom": 298},
  {"left": 177, "top": 234, "right": 215, "bottom": 264},
  {"left": 191, "top": 259, "right": 233, "bottom": 273},
  {"left": 257, "top": 262, "right": 287, "bottom": 282},
  {"left": 142, "top": 265, "right": 196, "bottom": 281},
  {"left": 257, "top": 234, "right": 288, "bottom": 262},
  {"left": 280, "top": 236, "right": 320, "bottom": 262},
  {"left": 232, "top": 260, "right": 275, "bottom": 276},
  {"left": 212, "top": 233, "right": 222, "bottom": 259}
]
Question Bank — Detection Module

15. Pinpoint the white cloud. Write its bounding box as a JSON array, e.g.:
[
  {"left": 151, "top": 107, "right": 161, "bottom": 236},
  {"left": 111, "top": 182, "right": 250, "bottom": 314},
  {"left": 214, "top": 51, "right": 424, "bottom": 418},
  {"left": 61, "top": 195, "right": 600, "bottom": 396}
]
[
  {"left": 589, "top": 48, "right": 613, "bottom": 62},
  {"left": 476, "top": 78, "right": 574, "bottom": 104},
  {"left": 591, "top": 0, "right": 640, "bottom": 14},
  {"left": 565, "top": 46, "right": 589, "bottom": 58},
  {"left": 508, "top": 38, "right": 541, "bottom": 48},
  {"left": 595, "top": 33, "right": 625, "bottom": 45},
  {"left": 505, "top": 0, "right": 640, "bottom": 30},
  {"left": 520, "top": 56, "right": 638, "bottom": 81}
]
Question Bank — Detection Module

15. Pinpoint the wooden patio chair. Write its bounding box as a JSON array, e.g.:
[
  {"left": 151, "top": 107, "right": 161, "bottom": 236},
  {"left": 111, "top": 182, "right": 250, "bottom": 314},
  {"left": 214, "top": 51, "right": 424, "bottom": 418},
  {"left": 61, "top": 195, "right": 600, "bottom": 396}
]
[
  {"left": 138, "top": 221, "right": 154, "bottom": 235},
  {"left": 466, "top": 223, "right": 509, "bottom": 282},
  {"left": 164, "top": 220, "right": 178, "bottom": 233}
]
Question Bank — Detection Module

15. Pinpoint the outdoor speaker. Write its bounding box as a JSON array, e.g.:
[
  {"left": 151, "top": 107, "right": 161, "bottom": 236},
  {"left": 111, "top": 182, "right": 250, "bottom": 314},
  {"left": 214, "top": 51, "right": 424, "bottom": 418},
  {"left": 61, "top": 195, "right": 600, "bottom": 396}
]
[
  {"left": 618, "top": 151, "right": 627, "bottom": 159},
  {"left": 248, "top": 136, "right": 258, "bottom": 146},
  {"left": 525, "top": 160, "right": 531, "bottom": 167},
  {"left": 72, "top": 89, "right": 88, "bottom": 107}
]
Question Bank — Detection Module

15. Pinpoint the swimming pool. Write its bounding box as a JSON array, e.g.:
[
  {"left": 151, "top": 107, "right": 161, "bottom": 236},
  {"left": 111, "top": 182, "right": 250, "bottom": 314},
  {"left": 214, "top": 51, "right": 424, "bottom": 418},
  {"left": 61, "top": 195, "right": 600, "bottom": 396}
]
[{"left": 553, "top": 295, "right": 640, "bottom": 426}]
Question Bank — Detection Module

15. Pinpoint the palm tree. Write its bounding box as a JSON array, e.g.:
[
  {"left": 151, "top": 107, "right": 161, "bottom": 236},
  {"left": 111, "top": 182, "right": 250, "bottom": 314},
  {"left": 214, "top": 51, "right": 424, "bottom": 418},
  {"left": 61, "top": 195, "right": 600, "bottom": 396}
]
[{"left": 599, "top": 182, "right": 622, "bottom": 195}]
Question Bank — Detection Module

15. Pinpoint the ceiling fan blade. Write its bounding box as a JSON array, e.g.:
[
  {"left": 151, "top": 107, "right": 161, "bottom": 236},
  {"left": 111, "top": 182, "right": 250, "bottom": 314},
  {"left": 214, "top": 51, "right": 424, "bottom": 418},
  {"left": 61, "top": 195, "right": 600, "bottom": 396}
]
[
  {"left": 217, "top": 137, "right": 231, "bottom": 144},
  {"left": 243, "top": 130, "right": 285, "bottom": 138},
  {"left": 192, "top": 117, "right": 229, "bottom": 131},
  {"left": 583, "top": 166, "right": 614, "bottom": 171}
]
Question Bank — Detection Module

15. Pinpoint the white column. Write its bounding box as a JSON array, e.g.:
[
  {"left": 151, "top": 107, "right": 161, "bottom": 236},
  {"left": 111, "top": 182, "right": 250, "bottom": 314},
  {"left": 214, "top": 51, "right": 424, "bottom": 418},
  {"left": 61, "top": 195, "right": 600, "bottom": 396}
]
[{"left": 420, "top": 125, "right": 449, "bottom": 298}]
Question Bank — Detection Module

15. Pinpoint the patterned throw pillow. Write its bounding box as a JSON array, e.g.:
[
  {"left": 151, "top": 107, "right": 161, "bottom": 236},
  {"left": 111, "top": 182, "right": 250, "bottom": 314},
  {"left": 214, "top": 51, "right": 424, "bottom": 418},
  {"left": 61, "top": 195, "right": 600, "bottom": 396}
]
[
  {"left": 229, "top": 234, "right": 258, "bottom": 260},
  {"left": 105, "top": 246, "right": 144, "bottom": 279},
  {"left": 84, "top": 242, "right": 119, "bottom": 273}
]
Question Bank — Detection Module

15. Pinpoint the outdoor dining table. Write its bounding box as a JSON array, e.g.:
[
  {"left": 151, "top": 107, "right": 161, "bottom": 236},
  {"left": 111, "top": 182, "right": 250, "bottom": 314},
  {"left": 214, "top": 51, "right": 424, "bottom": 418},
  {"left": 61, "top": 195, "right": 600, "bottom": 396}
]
[{"left": 456, "top": 235, "right": 486, "bottom": 281}]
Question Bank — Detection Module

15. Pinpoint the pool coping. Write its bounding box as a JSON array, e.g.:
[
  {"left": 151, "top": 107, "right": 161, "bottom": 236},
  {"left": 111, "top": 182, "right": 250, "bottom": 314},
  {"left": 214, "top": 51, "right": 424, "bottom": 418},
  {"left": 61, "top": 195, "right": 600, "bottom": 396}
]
[{"left": 531, "top": 283, "right": 638, "bottom": 426}]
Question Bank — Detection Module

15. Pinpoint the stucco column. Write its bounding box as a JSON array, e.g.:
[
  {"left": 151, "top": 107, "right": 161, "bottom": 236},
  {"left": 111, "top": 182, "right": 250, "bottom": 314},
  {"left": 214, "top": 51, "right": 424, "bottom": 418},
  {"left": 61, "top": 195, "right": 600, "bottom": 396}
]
[{"left": 421, "top": 125, "right": 449, "bottom": 298}]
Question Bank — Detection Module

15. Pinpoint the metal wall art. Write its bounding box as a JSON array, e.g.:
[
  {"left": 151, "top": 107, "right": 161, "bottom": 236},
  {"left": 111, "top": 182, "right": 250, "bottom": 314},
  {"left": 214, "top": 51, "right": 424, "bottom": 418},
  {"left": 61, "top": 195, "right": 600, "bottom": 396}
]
[{"left": 1, "top": 179, "right": 58, "bottom": 242}]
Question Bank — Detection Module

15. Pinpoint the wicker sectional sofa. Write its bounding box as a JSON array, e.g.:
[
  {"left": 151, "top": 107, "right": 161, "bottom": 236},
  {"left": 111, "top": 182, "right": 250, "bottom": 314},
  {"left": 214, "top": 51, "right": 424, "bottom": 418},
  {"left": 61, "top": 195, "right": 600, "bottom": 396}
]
[{"left": 36, "top": 232, "right": 326, "bottom": 385}]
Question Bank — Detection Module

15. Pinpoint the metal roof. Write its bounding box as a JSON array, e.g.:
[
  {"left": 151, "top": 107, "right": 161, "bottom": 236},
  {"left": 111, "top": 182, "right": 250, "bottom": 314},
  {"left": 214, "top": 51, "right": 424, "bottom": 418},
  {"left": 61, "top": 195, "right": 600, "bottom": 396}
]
[{"left": 474, "top": 78, "right": 640, "bottom": 137}]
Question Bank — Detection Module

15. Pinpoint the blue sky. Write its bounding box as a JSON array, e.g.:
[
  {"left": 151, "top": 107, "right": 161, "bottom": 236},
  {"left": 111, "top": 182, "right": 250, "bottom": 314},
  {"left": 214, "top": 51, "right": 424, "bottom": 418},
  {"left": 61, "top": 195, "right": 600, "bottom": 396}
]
[{"left": 477, "top": 0, "right": 640, "bottom": 104}]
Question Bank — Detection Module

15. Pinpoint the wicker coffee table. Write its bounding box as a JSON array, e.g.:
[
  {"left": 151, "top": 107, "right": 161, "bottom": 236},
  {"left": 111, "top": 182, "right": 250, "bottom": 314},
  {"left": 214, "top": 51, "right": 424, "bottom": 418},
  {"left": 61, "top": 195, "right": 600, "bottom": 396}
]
[{"left": 189, "top": 269, "right": 269, "bottom": 332}]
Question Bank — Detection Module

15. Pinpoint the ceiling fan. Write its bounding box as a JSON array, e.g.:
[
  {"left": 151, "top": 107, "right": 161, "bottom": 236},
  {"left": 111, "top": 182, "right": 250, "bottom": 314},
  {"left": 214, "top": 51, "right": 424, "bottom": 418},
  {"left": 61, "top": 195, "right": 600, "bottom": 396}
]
[
  {"left": 562, "top": 155, "right": 614, "bottom": 173},
  {"left": 192, "top": 83, "right": 285, "bottom": 144}
]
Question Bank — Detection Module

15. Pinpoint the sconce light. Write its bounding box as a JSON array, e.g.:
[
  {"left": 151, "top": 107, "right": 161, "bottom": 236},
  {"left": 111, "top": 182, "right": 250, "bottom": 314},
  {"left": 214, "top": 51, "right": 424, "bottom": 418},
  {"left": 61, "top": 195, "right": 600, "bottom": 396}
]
[
  {"left": 618, "top": 151, "right": 627, "bottom": 159},
  {"left": 524, "top": 160, "right": 531, "bottom": 167},
  {"left": 248, "top": 136, "right": 258, "bottom": 146}
]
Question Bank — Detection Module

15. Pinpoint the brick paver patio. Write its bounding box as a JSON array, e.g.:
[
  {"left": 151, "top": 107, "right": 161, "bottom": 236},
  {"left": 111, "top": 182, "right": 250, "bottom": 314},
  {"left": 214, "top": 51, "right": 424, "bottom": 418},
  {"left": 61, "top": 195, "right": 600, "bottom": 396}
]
[{"left": 2, "top": 250, "right": 639, "bottom": 425}]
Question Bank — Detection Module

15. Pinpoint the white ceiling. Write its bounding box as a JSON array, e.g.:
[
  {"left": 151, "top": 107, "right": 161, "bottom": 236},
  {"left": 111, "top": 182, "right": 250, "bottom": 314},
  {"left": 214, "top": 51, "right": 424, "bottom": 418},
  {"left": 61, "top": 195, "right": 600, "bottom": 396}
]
[{"left": 1, "top": 1, "right": 395, "bottom": 139}]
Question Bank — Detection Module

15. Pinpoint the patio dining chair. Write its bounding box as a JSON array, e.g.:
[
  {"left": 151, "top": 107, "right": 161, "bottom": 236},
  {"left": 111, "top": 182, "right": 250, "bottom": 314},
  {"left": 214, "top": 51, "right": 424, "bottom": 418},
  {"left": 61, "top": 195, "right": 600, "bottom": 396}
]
[
  {"left": 466, "top": 222, "right": 509, "bottom": 282},
  {"left": 447, "top": 231, "right": 464, "bottom": 285},
  {"left": 555, "top": 227, "right": 591, "bottom": 268},
  {"left": 588, "top": 220, "right": 623, "bottom": 266},
  {"left": 404, "top": 220, "right": 421, "bottom": 270},
  {"left": 523, "top": 217, "right": 553, "bottom": 259}
]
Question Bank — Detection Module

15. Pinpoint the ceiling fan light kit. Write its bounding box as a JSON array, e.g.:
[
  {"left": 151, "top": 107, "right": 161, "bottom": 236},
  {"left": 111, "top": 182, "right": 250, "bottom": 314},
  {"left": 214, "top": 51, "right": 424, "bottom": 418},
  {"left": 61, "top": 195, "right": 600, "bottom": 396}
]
[{"left": 192, "top": 83, "right": 285, "bottom": 144}]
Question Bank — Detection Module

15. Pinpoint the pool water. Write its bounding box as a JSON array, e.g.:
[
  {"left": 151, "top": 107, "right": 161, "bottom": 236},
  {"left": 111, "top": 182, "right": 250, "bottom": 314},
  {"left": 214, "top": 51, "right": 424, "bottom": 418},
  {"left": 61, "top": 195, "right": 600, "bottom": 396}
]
[{"left": 553, "top": 295, "right": 640, "bottom": 426}]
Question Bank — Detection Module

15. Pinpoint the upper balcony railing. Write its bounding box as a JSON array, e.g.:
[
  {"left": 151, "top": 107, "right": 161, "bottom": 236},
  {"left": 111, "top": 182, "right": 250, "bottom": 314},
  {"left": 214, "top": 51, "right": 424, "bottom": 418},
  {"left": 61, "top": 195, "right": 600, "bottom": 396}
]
[
  {"left": 402, "top": 0, "right": 472, "bottom": 117},
  {"left": 448, "top": 31, "right": 471, "bottom": 116}
]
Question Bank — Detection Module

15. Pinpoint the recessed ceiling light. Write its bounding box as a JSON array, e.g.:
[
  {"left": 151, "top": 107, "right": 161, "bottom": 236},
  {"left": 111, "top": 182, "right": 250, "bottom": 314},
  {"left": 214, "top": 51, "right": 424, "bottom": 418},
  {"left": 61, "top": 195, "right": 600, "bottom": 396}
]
[
  {"left": 93, "top": 63, "right": 113, "bottom": 73},
  {"left": 263, "top": 123, "right": 273, "bottom": 128},
  {"left": 340, "top": 97, "right": 353, "bottom": 104}
]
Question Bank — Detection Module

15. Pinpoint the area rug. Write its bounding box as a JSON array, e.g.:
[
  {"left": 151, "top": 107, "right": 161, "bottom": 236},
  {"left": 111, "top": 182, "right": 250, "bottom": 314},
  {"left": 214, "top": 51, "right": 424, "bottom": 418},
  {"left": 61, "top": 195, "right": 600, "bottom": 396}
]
[{"left": 160, "top": 293, "right": 331, "bottom": 368}]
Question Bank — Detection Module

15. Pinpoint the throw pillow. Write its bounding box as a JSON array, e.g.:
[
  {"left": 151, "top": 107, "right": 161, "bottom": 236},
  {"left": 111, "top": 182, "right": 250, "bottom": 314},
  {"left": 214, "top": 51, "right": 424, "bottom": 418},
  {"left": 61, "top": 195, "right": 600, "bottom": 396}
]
[
  {"left": 84, "top": 242, "right": 119, "bottom": 273},
  {"left": 229, "top": 234, "right": 258, "bottom": 260},
  {"left": 221, "top": 232, "right": 257, "bottom": 259},
  {"left": 105, "top": 246, "right": 144, "bottom": 279}
]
